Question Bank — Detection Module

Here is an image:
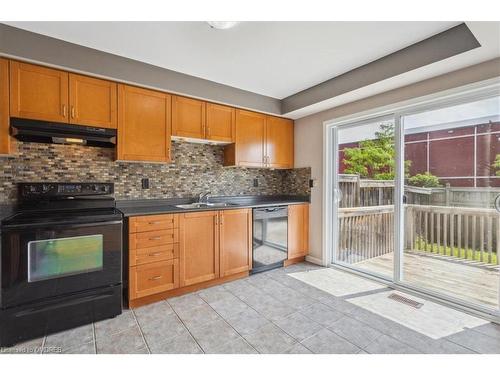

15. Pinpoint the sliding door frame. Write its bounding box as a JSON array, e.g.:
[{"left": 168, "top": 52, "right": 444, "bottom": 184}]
[{"left": 323, "top": 77, "right": 500, "bottom": 320}]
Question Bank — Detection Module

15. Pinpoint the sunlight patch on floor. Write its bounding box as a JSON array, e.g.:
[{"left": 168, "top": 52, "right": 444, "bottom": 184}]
[
  {"left": 348, "top": 290, "right": 487, "bottom": 339},
  {"left": 289, "top": 267, "right": 383, "bottom": 297}
]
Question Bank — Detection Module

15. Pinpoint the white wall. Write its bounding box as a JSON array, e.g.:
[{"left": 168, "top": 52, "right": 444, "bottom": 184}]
[{"left": 295, "top": 57, "right": 500, "bottom": 264}]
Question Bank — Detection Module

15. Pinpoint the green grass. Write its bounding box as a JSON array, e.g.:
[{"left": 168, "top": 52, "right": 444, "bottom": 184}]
[{"left": 413, "top": 237, "right": 498, "bottom": 265}]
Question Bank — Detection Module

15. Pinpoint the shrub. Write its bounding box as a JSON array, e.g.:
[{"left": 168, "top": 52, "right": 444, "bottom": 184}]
[{"left": 408, "top": 172, "right": 441, "bottom": 188}]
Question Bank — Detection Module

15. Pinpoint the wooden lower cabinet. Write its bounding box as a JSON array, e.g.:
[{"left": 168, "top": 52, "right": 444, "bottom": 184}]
[
  {"left": 127, "top": 206, "right": 307, "bottom": 307},
  {"left": 129, "top": 259, "right": 179, "bottom": 300},
  {"left": 179, "top": 211, "right": 220, "bottom": 287},
  {"left": 220, "top": 209, "right": 252, "bottom": 277},
  {"left": 288, "top": 204, "right": 310, "bottom": 260}
]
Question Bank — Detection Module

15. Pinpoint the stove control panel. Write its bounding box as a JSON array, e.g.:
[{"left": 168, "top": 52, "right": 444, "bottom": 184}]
[{"left": 19, "top": 183, "right": 114, "bottom": 199}]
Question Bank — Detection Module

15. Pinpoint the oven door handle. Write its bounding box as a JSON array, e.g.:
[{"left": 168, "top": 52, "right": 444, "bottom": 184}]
[{"left": 1, "top": 220, "right": 123, "bottom": 231}]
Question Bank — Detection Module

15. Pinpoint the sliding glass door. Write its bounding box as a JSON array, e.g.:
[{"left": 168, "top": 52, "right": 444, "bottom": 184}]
[
  {"left": 329, "top": 90, "right": 500, "bottom": 316},
  {"left": 401, "top": 95, "right": 500, "bottom": 311}
]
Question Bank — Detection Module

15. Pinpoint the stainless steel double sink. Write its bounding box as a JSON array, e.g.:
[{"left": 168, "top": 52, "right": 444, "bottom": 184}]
[{"left": 174, "top": 202, "right": 239, "bottom": 210}]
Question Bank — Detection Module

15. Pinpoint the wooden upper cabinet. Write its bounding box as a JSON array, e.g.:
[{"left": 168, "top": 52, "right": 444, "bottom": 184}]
[
  {"left": 117, "top": 84, "right": 171, "bottom": 162},
  {"left": 179, "top": 211, "right": 220, "bottom": 287},
  {"left": 69, "top": 74, "right": 117, "bottom": 129},
  {"left": 206, "top": 103, "right": 235, "bottom": 142},
  {"left": 288, "top": 204, "right": 310, "bottom": 259},
  {"left": 224, "top": 109, "right": 266, "bottom": 167},
  {"left": 220, "top": 209, "right": 252, "bottom": 277},
  {"left": 10, "top": 61, "right": 69, "bottom": 123},
  {"left": 0, "top": 58, "right": 11, "bottom": 155},
  {"left": 266, "top": 116, "right": 294, "bottom": 169},
  {"left": 172, "top": 96, "right": 206, "bottom": 139}
]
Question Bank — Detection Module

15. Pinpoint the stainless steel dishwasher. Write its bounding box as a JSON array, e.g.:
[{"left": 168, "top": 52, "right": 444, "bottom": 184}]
[{"left": 252, "top": 206, "right": 288, "bottom": 273}]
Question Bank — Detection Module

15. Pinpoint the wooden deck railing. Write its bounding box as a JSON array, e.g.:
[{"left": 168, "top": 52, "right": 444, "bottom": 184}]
[
  {"left": 405, "top": 204, "right": 500, "bottom": 265},
  {"left": 338, "top": 205, "right": 394, "bottom": 264},
  {"left": 338, "top": 204, "right": 500, "bottom": 265}
]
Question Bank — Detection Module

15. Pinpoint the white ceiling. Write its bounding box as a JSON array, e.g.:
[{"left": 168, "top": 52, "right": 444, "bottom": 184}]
[{"left": 3, "top": 21, "right": 464, "bottom": 99}]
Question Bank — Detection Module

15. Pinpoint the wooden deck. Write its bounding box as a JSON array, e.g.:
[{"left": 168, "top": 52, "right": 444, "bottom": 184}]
[{"left": 357, "top": 251, "right": 499, "bottom": 309}]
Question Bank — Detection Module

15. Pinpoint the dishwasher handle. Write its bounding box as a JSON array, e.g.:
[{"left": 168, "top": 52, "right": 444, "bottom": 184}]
[{"left": 253, "top": 206, "right": 288, "bottom": 219}]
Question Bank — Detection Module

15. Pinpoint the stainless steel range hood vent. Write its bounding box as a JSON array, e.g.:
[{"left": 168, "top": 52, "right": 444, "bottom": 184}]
[{"left": 10, "top": 118, "right": 117, "bottom": 148}]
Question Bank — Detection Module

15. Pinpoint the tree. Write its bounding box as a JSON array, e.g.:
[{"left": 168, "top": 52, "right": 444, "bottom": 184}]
[{"left": 343, "top": 123, "right": 410, "bottom": 180}]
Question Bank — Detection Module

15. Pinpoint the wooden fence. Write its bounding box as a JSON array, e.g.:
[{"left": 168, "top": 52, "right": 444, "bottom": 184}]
[
  {"left": 339, "top": 174, "right": 500, "bottom": 208},
  {"left": 338, "top": 204, "right": 500, "bottom": 266}
]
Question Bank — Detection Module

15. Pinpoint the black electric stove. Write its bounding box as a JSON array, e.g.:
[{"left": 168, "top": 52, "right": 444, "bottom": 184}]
[{"left": 0, "top": 183, "right": 123, "bottom": 347}]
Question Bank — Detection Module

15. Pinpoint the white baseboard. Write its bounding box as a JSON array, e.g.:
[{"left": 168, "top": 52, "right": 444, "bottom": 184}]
[{"left": 305, "top": 255, "right": 323, "bottom": 266}]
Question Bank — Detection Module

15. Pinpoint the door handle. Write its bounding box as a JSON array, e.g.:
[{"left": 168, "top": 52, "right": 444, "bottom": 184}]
[{"left": 494, "top": 195, "right": 500, "bottom": 213}]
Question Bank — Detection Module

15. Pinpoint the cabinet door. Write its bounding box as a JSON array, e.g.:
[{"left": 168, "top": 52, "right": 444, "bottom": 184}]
[
  {"left": 0, "top": 58, "right": 11, "bottom": 155},
  {"left": 220, "top": 209, "right": 252, "bottom": 277},
  {"left": 206, "top": 103, "right": 235, "bottom": 142},
  {"left": 129, "top": 259, "right": 179, "bottom": 300},
  {"left": 10, "top": 61, "right": 69, "bottom": 123},
  {"left": 69, "top": 74, "right": 117, "bottom": 128},
  {"left": 172, "top": 96, "right": 206, "bottom": 139},
  {"left": 288, "top": 204, "right": 310, "bottom": 259},
  {"left": 266, "top": 116, "right": 294, "bottom": 169},
  {"left": 232, "top": 109, "right": 266, "bottom": 167},
  {"left": 179, "top": 211, "right": 219, "bottom": 286},
  {"left": 117, "top": 84, "right": 171, "bottom": 162}
]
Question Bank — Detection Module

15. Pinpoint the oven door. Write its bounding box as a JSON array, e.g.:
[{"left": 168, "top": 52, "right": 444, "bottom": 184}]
[{"left": 1, "top": 220, "right": 122, "bottom": 308}]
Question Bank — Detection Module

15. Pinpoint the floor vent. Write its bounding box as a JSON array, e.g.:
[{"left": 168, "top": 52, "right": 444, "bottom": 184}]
[{"left": 388, "top": 293, "right": 423, "bottom": 309}]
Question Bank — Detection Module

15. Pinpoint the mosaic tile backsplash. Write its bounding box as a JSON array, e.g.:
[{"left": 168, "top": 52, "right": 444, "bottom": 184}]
[{"left": 0, "top": 140, "right": 311, "bottom": 203}]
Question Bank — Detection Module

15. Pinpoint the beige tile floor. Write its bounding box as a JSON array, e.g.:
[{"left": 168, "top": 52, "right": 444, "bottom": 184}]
[{"left": 1, "top": 262, "right": 499, "bottom": 354}]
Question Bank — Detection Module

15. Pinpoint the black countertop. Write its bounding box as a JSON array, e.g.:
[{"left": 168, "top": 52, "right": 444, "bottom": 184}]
[{"left": 116, "top": 195, "right": 310, "bottom": 217}]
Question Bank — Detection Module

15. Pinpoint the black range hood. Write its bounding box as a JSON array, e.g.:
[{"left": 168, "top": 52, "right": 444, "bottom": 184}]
[{"left": 10, "top": 118, "right": 117, "bottom": 148}]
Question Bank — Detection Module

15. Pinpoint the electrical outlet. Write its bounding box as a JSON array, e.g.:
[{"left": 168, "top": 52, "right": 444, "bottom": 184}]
[
  {"left": 141, "top": 178, "right": 150, "bottom": 189},
  {"left": 253, "top": 178, "right": 259, "bottom": 187}
]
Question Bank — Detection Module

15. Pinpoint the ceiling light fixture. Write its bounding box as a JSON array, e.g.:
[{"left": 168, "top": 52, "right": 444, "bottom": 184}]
[{"left": 207, "top": 21, "right": 239, "bottom": 30}]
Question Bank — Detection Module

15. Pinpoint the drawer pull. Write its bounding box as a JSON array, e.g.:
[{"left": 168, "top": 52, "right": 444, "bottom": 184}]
[
  {"left": 148, "top": 252, "right": 163, "bottom": 257},
  {"left": 149, "top": 236, "right": 162, "bottom": 240},
  {"left": 149, "top": 275, "right": 163, "bottom": 281},
  {"left": 148, "top": 221, "right": 162, "bottom": 225}
]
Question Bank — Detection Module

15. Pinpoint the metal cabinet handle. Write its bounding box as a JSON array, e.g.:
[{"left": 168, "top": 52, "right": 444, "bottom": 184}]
[
  {"left": 71, "top": 106, "right": 75, "bottom": 119},
  {"left": 148, "top": 252, "right": 163, "bottom": 257},
  {"left": 148, "top": 221, "right": 162, "bottom": 225},
  {"left": 62, "top": 105, "right": 67, "bottom": 117},
  {"left": 149, "top": 236, "right": 162, "bottom": 240},
  {"left": 149, "top": 275, "right": 162, "bottom": 281}
]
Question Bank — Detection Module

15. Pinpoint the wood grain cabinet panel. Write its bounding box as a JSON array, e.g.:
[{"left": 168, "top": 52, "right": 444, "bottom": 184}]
[
  {"left": 179, "top": 211, "right": 219, "bottom": 287},
  {"left": 129, "top": 259, "right": 179, "bottom": 299},
  {"left": 117, "top": 84, "right": 171, "bottom": 162},
  {"left": 172, "top": 96, "right": 206, "bottom": 139},
  {"left": 69, "top": 74, "right": 117, "bottom": 129},
  {"left": 9, "top": 61, "right": 69, "bottom": 123},
  {"left": 266, "top": 116, "right": 294, "bottom": 169},
  {"left": 129, "top": 214, "right": 178, "bottom": 233},
  {"left": 0, "top": 58, "right": 11, "bottom": 155},
  {"left": 219, "top": 209, "right": 252, "bottom": 277},
  {"left": 129, "top": 229, "right": 178, "bottom": 249},
  {"left": 224, "top": 109, "right": 266, "bottom": 167},
  {"left": 206, "top": 103, "right": 235, "bottom": 142},
  {"left": 288, "top": 204, "right": 310, "bottom": 259},
  {"left": 129, "top": 243, "right": 179, "bottom": 267}
]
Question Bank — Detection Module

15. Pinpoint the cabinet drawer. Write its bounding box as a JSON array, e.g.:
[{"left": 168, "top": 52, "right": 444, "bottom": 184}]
[
  {"left": 129, "top": 243, "right": 179, "bottom": 266},
  {"left": 129, "top": 259, "right": 179, "bottom": 299},
  {"left": 129, "top": 214, "right": 178, "bottom": 233},
  {"left": 129, "top": 229, "right": 179, "bottom": 249}
]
